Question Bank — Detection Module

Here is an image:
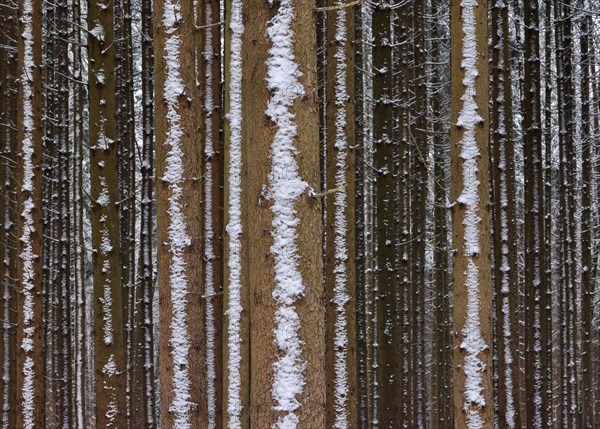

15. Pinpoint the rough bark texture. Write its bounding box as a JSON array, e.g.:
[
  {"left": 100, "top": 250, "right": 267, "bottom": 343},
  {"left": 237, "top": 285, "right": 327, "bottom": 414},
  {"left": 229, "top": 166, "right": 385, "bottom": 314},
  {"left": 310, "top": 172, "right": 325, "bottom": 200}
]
[
  {"left": 88, "top": 0, "right": 127, "bottom": 425},
  {"left": 324, "top": 2, "right": 358, "bottom": 427},
  {"left": 450, "top": 0, "right": 493, "bottom": 427},
  {"left": 523, "top": 0, "right": 549, "bottom": 426},
  {"left": 15, "top": 0, "right": 45, "bottom": 426},
  {"left": 154, "top": 0, "right": 208, "bottom": 426}
]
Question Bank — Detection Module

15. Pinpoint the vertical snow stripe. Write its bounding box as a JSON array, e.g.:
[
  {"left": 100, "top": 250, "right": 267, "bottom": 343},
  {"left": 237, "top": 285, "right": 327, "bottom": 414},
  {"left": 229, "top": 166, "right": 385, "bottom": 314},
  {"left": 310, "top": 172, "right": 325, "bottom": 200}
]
[
  {"left": 265, "top": 0, "right": 308, "bottom": 427},
  {"left": 456, "top": 0, "right": 488, "bottom": 428},
  {"left": 332, "top": 3, "right": 350, "bottom": 428},
  {"left": 225, "top": 0, "right": 244, "bottom": 424},
  {"left": 18, "top": 1, "right": 38, "bottom": 426},
  {"left": 162, "top": 2, "right": 192, "bottom": 427},
  {"left": 494, "top": 12, "right": 516, "bottom": 426},
  {"left": 203, "top": 1, "right": 217, "bottom": 427}
]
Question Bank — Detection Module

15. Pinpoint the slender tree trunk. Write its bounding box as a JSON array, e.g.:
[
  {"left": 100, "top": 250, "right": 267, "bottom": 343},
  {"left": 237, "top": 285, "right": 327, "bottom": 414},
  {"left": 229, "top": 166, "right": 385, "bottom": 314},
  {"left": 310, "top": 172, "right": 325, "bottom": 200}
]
[
  {"left": 133, "top": 0, "right": 156, "bottom": 426},
  {"left": 15, "top": 0, "right": 45, "bottom": 426},
  {"left": 450, "top": 0, "right": 493, "bottom": 428},
  {"left": 523, "top": 0, "right": 549, "bottom": 427},
  {"left": 222, "top": 0, "right": 250, "bottom": 425},
  {"left": 88, "top": 0, "right": 127, "bottom": 424},
  {"left": 114, "top": 0, "right": 136, "bottom": 422},
  {"left": 197, "top": 0, "right": 223, "bottom": 427},
  {"left": 324, "top": 2, "right": 358, "bottom": 427},
  {"left": 411, "top": 1, "right": 428, "bottom": 425},
  {"left": 490, "top": 0, "right": 520, "bottom": 427},
  {"left": 372, "top": 0, "right": 400, "bottom": 424},
  {"left": 429, "top": 1, "right": 453, "bottom": 427},
  {"left": 0, "top": 2, "right": 17, "bottom": 426},
  {"left": 579, "top": 10, "right": 594, "bottom": 429},
  {"left": 70, "top": 0, "right": 87, "bottom": 422}
]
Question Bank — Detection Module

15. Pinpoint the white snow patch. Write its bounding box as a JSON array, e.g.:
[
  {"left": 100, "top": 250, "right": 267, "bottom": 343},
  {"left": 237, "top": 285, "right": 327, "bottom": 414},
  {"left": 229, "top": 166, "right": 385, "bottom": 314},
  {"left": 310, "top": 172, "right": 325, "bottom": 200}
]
[
  {"left": 18, "top": 1, "right": 39, "bottom": 427},
  {"left": 331, "top": 3, "right": 351, "bottom": 428},
  {"left": 265, "top": 0, "right": 309, "bottom": 427},
  {"left": 224, "top": 0, "right": 244, "bottom": 425},
  {"left": 161, "top": 1, "right": 192, "bottom": 427},
  {"left": 202, "top": 2, "right": 217, "bottom": 427},
  {"left": 456, "top": 0, "right": 488, "bottom": 427}
]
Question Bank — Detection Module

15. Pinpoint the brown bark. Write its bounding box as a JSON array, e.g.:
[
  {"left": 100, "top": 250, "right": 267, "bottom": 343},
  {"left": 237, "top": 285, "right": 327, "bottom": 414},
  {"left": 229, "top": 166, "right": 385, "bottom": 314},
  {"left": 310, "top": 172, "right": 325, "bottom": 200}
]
[
  {"left": 450, "top": 0, "right": 493, "bottom": 427},
  {"left": 154, "top": 0, "right": 207, "bottom": 427},
  {"left": 15, "top": 0, "right": 45, "bottom": 426},
  {"left": 372, "top": 0, "right": 400, "bottom": 425},
  {"left": 324, "top": 2, "right": 358, "bottom": 427},
  {"left": 88, "top": 0, "right": 127, "bottom": 425},
  {"left": 239, "top": 0, "right": 325, "bottom": 425}
]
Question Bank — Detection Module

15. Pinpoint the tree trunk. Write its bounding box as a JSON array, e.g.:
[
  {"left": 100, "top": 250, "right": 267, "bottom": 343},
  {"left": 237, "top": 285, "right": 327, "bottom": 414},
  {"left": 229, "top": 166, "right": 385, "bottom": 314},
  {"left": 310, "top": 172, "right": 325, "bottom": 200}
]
[
  {"left": 450, "top": 0, "right": 493, "bottom": 427},
  {"left": 88, "top": 0, "right": 127, "bottom": 425},
  {"left": 523, "top": 0, "right": 549, "bottom": 427},
  {"left": 15, "top": 0, "right": 45, "bottom": 426},
  {"left": 324, "top": 2, "right": 358, "bottom": 427},
  {"left": 154, "top": 0, "right": 208, "bottom": 426}
]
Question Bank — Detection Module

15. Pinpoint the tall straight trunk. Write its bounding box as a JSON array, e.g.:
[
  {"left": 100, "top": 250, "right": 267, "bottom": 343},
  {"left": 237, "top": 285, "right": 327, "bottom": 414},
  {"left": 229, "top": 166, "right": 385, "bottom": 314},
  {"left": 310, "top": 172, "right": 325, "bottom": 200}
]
[
  {"left": 490, "top": 0, "right": 520, "bottom": 427},
  {"left": 70, "top": 0, "right": 87, "bottom": 422},
  {"left": 411, "top": 1, "right": 428, "bottom": 425},
  {"left": 372, "top": 0, "right": 400, "bottom": 425},
  {"left": 324, "top": 2, "right": 357, "bottom": 427},
  {"left": 237, "top": 0, "right": 326, "bottom": 425},
  {"left": 591, "top": 32, "right": 600, "bottom": 429},
  {"left": 222, "top": 0, "right": 250, "bottom": 425},
  {"left": 579, "top": 11, "right": 594, "bottom": 429},
  {"left": 356, "top": 3, "right": 376, "bottom": 426},
  {"left": 429, "top": 1, "right": 452, "bottom": 426},
  {"left": 542, "top": 1, "right": 554, "bottom": 425},
  {"left": 88, "top": 0, "right": 127, "bottom": 425},
  {"left": 395, "top": 2, "right": 412, "bottom": 423},
  {"left": 154, "top": 0, "right": 208, "bottom": 425},
  {"left": 132, "top": 0, "right": 156, "bottom": 426},
  {"left": 194, "top": 0, "right": 223, "bottom": 426},
  {"left": 523, "top": 0, "right": 549, "bottom": 427},
  {"left": 554, "top": 0, "right": 577, "bottom": 425},
  {"left": 43, "top": 3, "right": 58, "bottom": 424},
  {"left": 450, "top": 0, "right": 493, "bottom": 428},
  {"left": 114, "top": 0, "right": 136, "bottom": 422},
  {"left": 0, "top": 2, "right": 17, "bottom": 426},
  {"left": 55, "top": 0, "right": 73, "bottom": 424},
  {"left": 15, "top": 0, "right": 45, "bottom": 426}
]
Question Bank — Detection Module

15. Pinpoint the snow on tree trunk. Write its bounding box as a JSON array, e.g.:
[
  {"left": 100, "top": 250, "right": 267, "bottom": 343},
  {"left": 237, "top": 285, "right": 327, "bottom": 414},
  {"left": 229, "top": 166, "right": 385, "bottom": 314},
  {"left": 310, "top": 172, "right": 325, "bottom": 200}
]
[
  {"left": 15, "top": 0, "right": 44, "bottom": 426},
  {"left": 324, "top": 1, "right": 357, "bottom": 427},
  {"left": 450, "top": 0, "right": 493, "bottom": 428},
  {"left": 223, "top": 0, "right": 246, "bottom": 424}
]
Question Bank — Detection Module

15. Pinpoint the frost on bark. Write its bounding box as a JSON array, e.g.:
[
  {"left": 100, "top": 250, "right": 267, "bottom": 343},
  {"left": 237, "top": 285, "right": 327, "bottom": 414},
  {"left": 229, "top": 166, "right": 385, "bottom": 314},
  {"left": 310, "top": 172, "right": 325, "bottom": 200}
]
[
  {"left": 372, "top": 0, "right": 400, "bottom": 425},
  {"left": 450, "top": 0, "right": 493, "bottom": 428},
  {"left": 0, "top": 2, "right": 18, "bottom": 427},
  {"left": 194, "top": 0, "right": 223, "bottom": 426},
  {"left": 490, "top": 0, "right": 519, "bottom": 427},
  {"left": 154, "top": 0, "right": 208, "bottom": 426},
  {"left": 15, "top": 0, "right": 45, "bottom": 426},
  {"left": 133, "top": 0, "right": 157, "bottom": 426},
  {"left": 522, "top": 0, "right": 550, "bottom": 427},
  {"left": 88, "top": 0, "right": 127, "bottom": 425},
  {"left": 579, "top": 11, "right": 595, "bottom": 429},
  {"left": 429, "top": 1, "right": 453, "bottom": 426},
  {"left": 553, "top": 0, "right": 578, "bottom": 426},
  {"left": 223, "top": 0, "right": 250, "bottom": 424},
  {"left": 231, "top": 0, "right": 326, "bottom": 425},
  {"left": 324, "top": 2, "right": 357, "bottom": 427}
]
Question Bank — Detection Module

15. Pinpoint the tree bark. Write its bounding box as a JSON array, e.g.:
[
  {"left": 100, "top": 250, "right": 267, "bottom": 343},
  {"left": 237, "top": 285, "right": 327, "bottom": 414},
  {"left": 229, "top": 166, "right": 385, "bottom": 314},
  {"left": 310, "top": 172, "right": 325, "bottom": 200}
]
[
  {"left": 88, "top": 0, "right": 127, "bottom": 425},
  {"left": 450, "top": 0, "right": 493, "bottom": 427},
  {"left": 15, "top": 0, "right": 45, "bottom": 426}
]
